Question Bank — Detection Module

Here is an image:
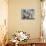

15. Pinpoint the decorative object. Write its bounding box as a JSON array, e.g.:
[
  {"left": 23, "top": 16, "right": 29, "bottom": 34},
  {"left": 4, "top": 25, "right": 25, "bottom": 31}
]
[
  {"left": 10, "top": 31, "right": 30, "bottom": 42},
  {"left": 21, "top": 9, "right": 35, "bottom": 19},
  {"left": 10, "top": 31, "right": 30, "bottom": 46},
  {"left": 17, "top": 31, "right": 30, "bottom": 42}
]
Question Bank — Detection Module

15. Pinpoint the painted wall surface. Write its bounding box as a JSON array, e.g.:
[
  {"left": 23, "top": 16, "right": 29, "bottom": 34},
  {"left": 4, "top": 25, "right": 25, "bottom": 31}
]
[{"left": 8, "top": 0, "right": 41, "bottom": 39}]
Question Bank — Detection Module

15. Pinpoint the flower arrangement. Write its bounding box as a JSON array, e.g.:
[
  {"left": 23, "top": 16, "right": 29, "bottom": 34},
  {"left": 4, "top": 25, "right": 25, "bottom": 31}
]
[
  {"left": 17, "top": 31, "right": 30, "bottom": 42},
  {"left": 12, "top": 31, "right": 30, "bottom": 42}
]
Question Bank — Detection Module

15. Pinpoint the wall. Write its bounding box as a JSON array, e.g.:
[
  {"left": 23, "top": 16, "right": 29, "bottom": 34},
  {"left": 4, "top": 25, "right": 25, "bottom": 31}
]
[{"left": 8, "top": 0, "right": 41, "bottom": 39}]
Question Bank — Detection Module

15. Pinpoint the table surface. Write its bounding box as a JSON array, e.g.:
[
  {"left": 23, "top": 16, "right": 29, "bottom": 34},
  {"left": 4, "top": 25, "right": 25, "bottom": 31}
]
[
  {"left": 6, "top": 38, "right": 46, "bottom": 46},
  {"left": 18, "top": 38, "right": 46, "bottom": 44}
]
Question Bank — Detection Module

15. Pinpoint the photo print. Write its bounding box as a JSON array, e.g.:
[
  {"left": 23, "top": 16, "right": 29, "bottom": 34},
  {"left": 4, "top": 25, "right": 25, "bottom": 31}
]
[{"left": 21, "top": 9, "right": 35, "bottom": 20}]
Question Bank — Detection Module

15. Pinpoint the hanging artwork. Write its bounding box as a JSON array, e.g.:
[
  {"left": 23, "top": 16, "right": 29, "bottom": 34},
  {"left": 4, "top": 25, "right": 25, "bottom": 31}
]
[{"left": 21, "top": 9, "right": 35, "bottom": 20}]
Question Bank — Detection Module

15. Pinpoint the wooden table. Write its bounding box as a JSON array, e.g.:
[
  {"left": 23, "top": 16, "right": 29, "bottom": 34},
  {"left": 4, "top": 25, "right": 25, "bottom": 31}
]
[
  {"left": 5, "top": 38, "right": 46, "bottom": 46},
  {"left": 5, "top": 41, "right": 15, "bottom": 46},
  {"left": 18, "top": 38, "right": 46, "bottom": 46},
  {"left": 18, "top": 43, "right": 46, "bottom": 46}
]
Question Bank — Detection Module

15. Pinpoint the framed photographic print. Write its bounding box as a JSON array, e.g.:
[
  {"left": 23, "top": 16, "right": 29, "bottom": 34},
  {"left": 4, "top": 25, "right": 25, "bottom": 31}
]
[{"left": 21, "top": 9, "right": 35, "bottom": 20}]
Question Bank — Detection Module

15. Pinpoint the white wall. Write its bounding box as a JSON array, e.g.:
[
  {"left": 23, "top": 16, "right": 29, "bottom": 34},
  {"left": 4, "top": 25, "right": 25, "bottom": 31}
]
[{"left": 8, "top": 0, "right": 41, "bottom": 39}]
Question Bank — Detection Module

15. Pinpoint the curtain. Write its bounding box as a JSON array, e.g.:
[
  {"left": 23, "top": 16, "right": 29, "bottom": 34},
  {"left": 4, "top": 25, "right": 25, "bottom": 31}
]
[
  {"left": 0, "top": 0, "right": 8, "bottom": 45},
  {"left": 43, "top": 0, "right": 46, "bottom": 39}
]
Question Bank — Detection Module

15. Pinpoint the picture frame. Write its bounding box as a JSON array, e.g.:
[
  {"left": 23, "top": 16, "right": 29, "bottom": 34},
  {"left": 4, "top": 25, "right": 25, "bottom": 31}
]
[{"left": 21, "top": 9, "right": 35, "bottom": 20}]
